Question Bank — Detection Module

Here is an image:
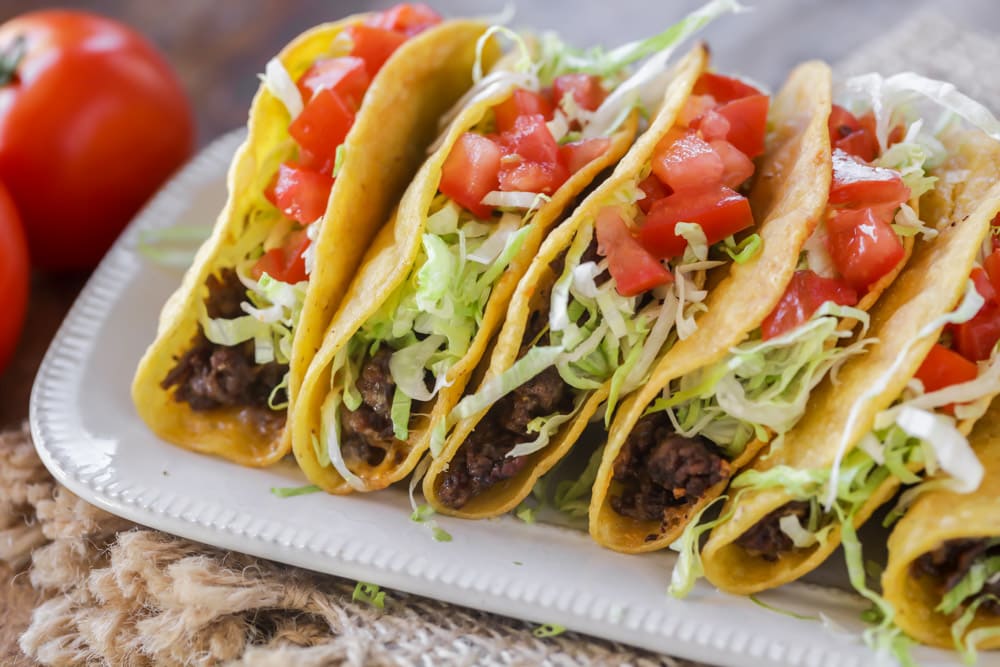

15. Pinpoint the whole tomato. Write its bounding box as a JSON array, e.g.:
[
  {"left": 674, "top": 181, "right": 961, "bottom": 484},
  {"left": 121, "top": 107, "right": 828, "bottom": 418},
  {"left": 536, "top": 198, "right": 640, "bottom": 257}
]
[
  {"left": 0, "top": 11, "right": 195, "bottom": 271},
  {"left": 0, "top": 182, "right": 29, "bottom": 374}
]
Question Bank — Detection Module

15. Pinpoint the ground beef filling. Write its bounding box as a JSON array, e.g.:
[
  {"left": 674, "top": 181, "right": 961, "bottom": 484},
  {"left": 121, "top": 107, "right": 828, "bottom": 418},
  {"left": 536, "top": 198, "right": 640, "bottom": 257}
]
[
  {"left": 338, "top": 348, "right": 399, "bottom": 468},
  {"left": 610, "top": 413, "right": 729, "bottom": 523},
  {"left": 912, "top": 538, "right": 1000, "bottom": 615},
  {"left": 437, "top": 366, "right": 572, "bottom": 508},
  {"left": 734, "top": 501, "right": 811, "bottom": 562},
  {"left": 161, "top": 270, "right": 288, "bottom": 435}
]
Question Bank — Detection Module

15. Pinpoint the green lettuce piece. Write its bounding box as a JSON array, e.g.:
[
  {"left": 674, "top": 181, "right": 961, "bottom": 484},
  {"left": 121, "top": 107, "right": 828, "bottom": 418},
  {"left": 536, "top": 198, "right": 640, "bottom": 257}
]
[{"left": 937, "top": 554, "right": 1000, "bottom": 615}]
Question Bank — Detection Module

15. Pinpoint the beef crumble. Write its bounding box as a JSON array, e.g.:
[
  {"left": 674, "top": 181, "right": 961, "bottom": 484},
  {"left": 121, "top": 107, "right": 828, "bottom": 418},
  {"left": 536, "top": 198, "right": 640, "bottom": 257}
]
[
  {"left": 912, "top": 538, "right": 1000, "bottom": 615},
  {"left": 610, "top": 412, "right": 729, "bottom": 524},
  {"left": 437, "top": 366, "right": 572, "bottom": 508},
  {"left": 339, "top": 347, "right": 398, "bottom": 468},
  {"left": 734, "top": 501, "right": 811, "bottom": 562}
]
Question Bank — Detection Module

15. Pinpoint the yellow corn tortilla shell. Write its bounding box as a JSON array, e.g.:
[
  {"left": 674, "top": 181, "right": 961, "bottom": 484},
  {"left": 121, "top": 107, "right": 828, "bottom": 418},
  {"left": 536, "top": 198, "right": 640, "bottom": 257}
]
[
  {"left": 701, "top": 132, "right": 1000, "bottom": 595},
  {"left": 883, "top": 400, "right": 1000, "bottom": 649},
  {"left": 419, "top": 45, "right": 709, "bottom": 518},
  {"left": 291, "top": 69, "right": 639, "bottom": 494},
  {"left": 587, "top": 60, "right": 834, "bottom": 553},
  {"left": 132, "top": 16, "right": 490, "bottom": 467}
]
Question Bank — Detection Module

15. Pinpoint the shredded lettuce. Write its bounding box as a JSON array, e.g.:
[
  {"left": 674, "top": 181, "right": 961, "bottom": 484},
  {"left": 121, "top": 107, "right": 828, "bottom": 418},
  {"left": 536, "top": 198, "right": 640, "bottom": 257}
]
[
  {"left": 953, "top": 595, "right": 1000, "bottom": 664},
  {"left": 532, "top": 623, "right": 566, "bottom": 638},
  {"left": 269, "top": 484, "right": 321, "bottom": 498},
  {"left": 408, "top": 457, "right": 453, "bottom": 543},
  {"left": 675, "top": 222, "right": 708, "bottom": 261},
  {"left": 938, "top": 553, "right": 1000, "bottom": 615},
  {"left": 722, "top": 233, "right": 762, "bottom": 263},
  {"left": 669, "top": 495, "right": 735, "bottom": 598},
  {"left": 552, "top": 446, "right": 604, "bottom": 518},
  {"left": 261, "top": 58, "right": 303, "bottom": 119},
  {"left": 352, "top": 581, "right": 386, "bottom": 609}
]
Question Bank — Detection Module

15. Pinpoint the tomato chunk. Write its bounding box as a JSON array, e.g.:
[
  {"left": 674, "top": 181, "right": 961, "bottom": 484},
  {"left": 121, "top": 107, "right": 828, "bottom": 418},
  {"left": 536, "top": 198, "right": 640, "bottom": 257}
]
[
  {"left": 690, "top": 108, "right": 730, "bottom": 141},
  {"left": 439, "top": 133, "right": 502, "bottom": 218},
  {"left": 713, "top": 94, "right": 769, "bottom": 158},
  {"left": 829, "top": 149, "right": 910, "bottom": 209},
  {"left": 552, "top": 74, "right": 607, "bottom": 111},
  {"left": 499, "top": 160, "right": 568, "bottom": 195},
  {"left": 595, "top": 207, "right": 672, "bottom": 297},
  {"left": 834, "top": 129, "right": 879, "bottom": 163},
  {"left": 915, "top": 343, "right": 979, "bottom": 394},
  {"left": 289, "top": 88, "right": 355, "bottom": 170},
  {"left": 637, "top": 174, "right": 670, "bottom": 214},
  {"left": 558, "top": 138, "right": 610, "bottom": 174},
  {"left": 761, "top": 270, "right": 858, "bottom": 340},
  {"left": 347, "top": 24, "right": 408, "bottom": 77},
  {"left": 366, "top": 3, "right": 441, "bottom": 36},
  {"left": 954, "top": 302, "right": 1000, "bottom": 362},
  {"left": 709, "top": 139, "right": 755, "bottom": 189},
  {"left": 971, "top": 267, "right": 998, "bottom": 305},
  {"left": 637, "top": 184, "right": 753, "bottom": 259},
  {"left": 692, "top": 72, "right": 762, "bottom": 104},
  {"left": 828, "top": 104, "right": 864, "bottom": 143},
  {"left": 501, "top": 114, "right": 560, "bottom": 164},
  {"left": 651, "top": 131, "right": 723, "bottom": 191},
  {"left": 266, "top": 163, "right": 334, "bottom": 223},
  {"left": 984, "top": 248, "right": 1000, "bottom": 295},
  {"left": 494, "top": 89, "right": 554, "bottom": 134},
  {"left": 252, "top": 229, "right": 311, "bottom": 284},
  {"left": 825, "top": 207, "right": 905, "bottom": 290},
  {"left": 296, "top": 57, "right": 370, "bottom": 108}
]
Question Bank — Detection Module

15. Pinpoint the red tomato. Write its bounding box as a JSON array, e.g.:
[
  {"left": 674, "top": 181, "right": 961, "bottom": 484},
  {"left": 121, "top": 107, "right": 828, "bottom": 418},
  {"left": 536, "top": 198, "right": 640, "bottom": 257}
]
[
  {"left": 558, "top": 138, "right": 610, "bottom": 174},
  {"left": 594, "top": 207, "right": 672, "bottom": 296},
  {"left": 984, "top": 249, "right": 1000, "bottom": 295},
  {"left": 552, "top": 74, "right": 606, "bottom": 111},
  {"left": 0, "top": 183, "right": 28, "bottom": 374},
  {"left": 499, "top": 161, "right": 568, "bottom": 195},
  {"left": 713, "top": 94, "right": 769, "bottom": 158},
  {"left": 501, "top": 114, "right": 560, "bottom": 164},
  {"left": 296, "top": 57, "right": 370, "bottom": 108},
  {"left": 347, "top": 24, "right": 407, "bottom": 77},
  {"left": 0, "top": 11, "right": 194, "bottom": 270},
  {"left": 251, "top": 229, "right": 310, "bottom": 284},
  {"left": 825, "top": 207, "right": 905, "bottom": 290},
  {"left": 835, "top": 130, "right": 879, "bottom": 163},
  {"left": 637, "top": 184, "right": 753, "bottom": 259},
  {"left": 678, "top": 95, "right": 718, "bottom": 127},
  {"left": 651, "top": 131, "right": 723, "bottom": 191},
  {"left": 692, "top": 72, "right": 761, "bottom": 104},
  {"left": 493, "top": 89, "right": 553, "bottom": 134},
  {"left": 266, "top": 163, "right": 334, "bottom": 224},
  {"left": 439, "top": 133, "right": 501, "bottom": 218},
  {"left": 971, "top": 267, "right": 998, "bottom": 305},
  {"left": 709, "top": 139, "right": 755, "bottom": 189},
  {"left": 691, "top": 108, "right": 730, "bottom": 141},
  {"left": 915, "top": 343, "right": 979, "bottom": 394},
  {"left": 761, "top": 270, "right": 858, "bottom": 340},
  {"left": 954, "top": 303, "right": 1000, "bottom": 362},
  {"left": 828, "top": 104, "right": 864, "bottom": 143},
  {"left": 366, "top": 3, "right": 441, "bottom": 36},
  {"left": 637, "top": 174, "right": 670, "bottom": 214},
  {"left": 289, "top": 88, "right": 355, "bottom": 171},
  {"left": 829, "top": 149, "right": 910, "bottom": 209}
]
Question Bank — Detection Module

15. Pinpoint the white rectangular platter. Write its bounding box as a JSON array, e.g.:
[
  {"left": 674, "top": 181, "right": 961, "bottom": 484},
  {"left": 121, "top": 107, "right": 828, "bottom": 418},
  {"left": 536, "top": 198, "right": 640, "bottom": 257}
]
[{"left": 29, "top": 130, "right": 989, "bottom": 667}]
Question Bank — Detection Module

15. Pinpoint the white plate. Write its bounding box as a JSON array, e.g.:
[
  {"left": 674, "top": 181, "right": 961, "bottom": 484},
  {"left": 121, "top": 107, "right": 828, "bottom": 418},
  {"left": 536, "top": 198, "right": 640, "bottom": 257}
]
[{"left": 29, "top": 130, "right": 985, "bottom": 667}]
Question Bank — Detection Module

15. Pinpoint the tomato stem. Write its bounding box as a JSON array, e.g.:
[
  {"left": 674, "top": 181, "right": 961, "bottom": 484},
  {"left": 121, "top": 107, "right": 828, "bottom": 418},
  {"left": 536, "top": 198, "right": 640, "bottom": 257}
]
[{"left": 0, "top": 36, "right": 27, "bottom": 87}]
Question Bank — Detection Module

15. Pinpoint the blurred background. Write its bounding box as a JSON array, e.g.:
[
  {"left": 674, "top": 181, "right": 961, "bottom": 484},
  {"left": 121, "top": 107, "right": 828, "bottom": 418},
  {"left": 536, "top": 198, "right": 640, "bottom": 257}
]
[{"left": 2, "top": 0, "right": 1000, "bottom": 427}]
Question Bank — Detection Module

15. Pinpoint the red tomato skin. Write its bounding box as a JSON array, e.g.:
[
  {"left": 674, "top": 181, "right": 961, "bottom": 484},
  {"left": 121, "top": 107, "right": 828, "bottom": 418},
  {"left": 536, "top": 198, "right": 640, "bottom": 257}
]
[
  {"left": 828, "top": 104, "right": 864, "bottom": 143},
  {"left": 651, "top": 131, "right": 723, "bottom": 191},
  {"left": 825, "top": 207, "right": 905, "bottom": 290},
  {"left": 289, "top": 88, "right": 355, "bottom": 171},
  {"left": 692, "top": 72, "right": 762, "bottom": 103},
  {"left": 971, "top": 267, "right": 998, "bottom": 305},
  {"left": 267, "top": 163, "right": 334, "bottom": 224},
  {"left": 915, "top": 343, "right": 979, "bottom": 394},
  {"left": 691, "top": 108, "right": 730, "bottom": 141},
  {"left": 493, "top": 89, "right": 554, "bottom": 134},
  {"left": 834, "top": 129, "right": 879, "bottom": 162},
  {"left": 498, "top": 160, "right": 568, "bottom": 195},
  {"left": 678, "top": 95, "right": 718, "bottom": 128},
  {"left": 552, "top": 74, "right": 607, "bottom": 111},
  {"left": 709, "top": 139, "right": 755, "bottom": 189},
  {"left": 558, "top": 138, "right": 609, "bottom": 175},
  {"left": 713, "top": 94, "right": 769, "bottom": 158},
  {"left": 984, "top": 248, "right": 1000, "bottom": 295},
  {"left": 829, "top": 149, "right": 910, "bottom": 209},
  {"left": 761, "top": 270, "right": 858, "bottom": 340},
  {"left": 346, "top": 24, "right": 407, "bottom": 77},
  {"left": 0, "top": 182, "right": 28, "bottom": 375},
  {"left": 366, "top": 3, "right": 441, "bottom": 36},
  {"left": 251, "top": 230, "right": 309, "bottom": 284},
  {"left": 637, "top": 184, "right": 753, "bottom": 259},
  {"left": 501, "top": 114, "right": 560, "bottom": 165},
  {"left": 637, "top": 174, "right": 670, "bottom": 214},
  {"left": 439, "top": 133, "right": 502, "bottom": 218},
  {"left": 296, "top": 56, "right": 370, "bottom": 108},
  {"left": 594, "top": 207, "right": 672, "bottom": 297},
  {"left": 954, "top": 304, "right": 1000, "bottom": 362},
  {"left": 0, "top": 10, "right": 195, "bottom": 270}
]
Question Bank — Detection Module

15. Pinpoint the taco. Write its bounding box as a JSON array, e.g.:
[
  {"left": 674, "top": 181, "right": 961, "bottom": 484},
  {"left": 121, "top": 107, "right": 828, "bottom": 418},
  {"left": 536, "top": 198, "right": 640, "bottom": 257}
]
[
  {"left": 700, "top": 119, "right": 1000, "bottom": 597},
  {"left": 883, "top": 400, "right": 1000, "bottom": 657},
  {"left": 133, "top": 5, "right": 489, "bottom": 466}
]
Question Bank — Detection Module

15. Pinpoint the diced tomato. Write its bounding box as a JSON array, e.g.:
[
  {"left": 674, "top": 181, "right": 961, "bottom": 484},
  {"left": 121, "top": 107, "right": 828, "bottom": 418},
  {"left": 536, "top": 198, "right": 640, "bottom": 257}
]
[
  {"left": 915, "top": 343, "right": 979, "bottom": 394},
  {"left": 251, "top": 229, "right": 311, "bottom": 284},
  {"left": 713, "top": 94, "right": 769, "bottom": 159},
  {"left": 983, "top": 248, "right": 1000, "bottom": 295},
  {"left": 558, "top": 138, "right": 610, "bottom": 174},
  {"left": 954, "top": 302, "right": 1000, "bottom": 362},
  {"left": 266, "top": 163, "right": 334, "bottom": 224},
  {"left": 637, "top": 174, "right": 670, "bottom": 214},
  {"left": 366, "top": 3, "right": 441, "bottom": 36},
  {"left": 692, "top": 72, "right": 762, "bottom": 104},
  {"left": 829, "top": 149, "right": 910, "bottom": 209},
  {"left": 971, "top": 267, "right": 998, "bottom": 304},
  {"left": 828, "top": 104, "right": 864, "bottom": 143},
  {"left": 637, "top": 184, "right": 753, "bottom": 259},
  {"left": 651, "top": 130, "right": 723, "bottom": 191},
  {"left": 296, "top": 57, "right": 370, "bottom": 108},
  {"left": 825, "top": 207, "right": 905, "bottom": 290},
  {"left": 439, "top": 133, "right": 502, "bottom": 218},
  {"left": 552, "top": 74, "right": 607, "bottom": 111},
  {"left": 501, "top": 114, "right": 560, "bottom": 164},
  {"left": 289, "top": 88, "right": 355, "bottom": 170},
  {"left": 679, "top": 95, "right": 718, "bottom": 127},
  {"left": 346, "top": 24, "right": 408, "bottom": 77},
  {"left": 493, "top": 89, "right": 554, "bottom": 134},
  {"left": 709, "top": 139, "right": 755, "bottom": 189},
  {"left": 691, "top": 108, "right": 730, "bottom": 141},
  {"left": 594, "top": 206, "right": 672, "bottom": 296},
  {"left": 834, "top": 129, "right": 879, "bottom": 163},
  {"left": 761, "top": 270, "right": 858, "bottom": 340},
  {"left": 499, "top": 160, "right": 569, "bottom": 195}
]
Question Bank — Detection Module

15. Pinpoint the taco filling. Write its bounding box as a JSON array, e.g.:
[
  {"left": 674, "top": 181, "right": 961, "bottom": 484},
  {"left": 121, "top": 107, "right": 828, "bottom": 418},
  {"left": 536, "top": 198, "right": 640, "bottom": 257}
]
[
  {"left": 438, "top": 71, "right": 771, "bottom": 509},
  {"left": 913, "top": 538, "right": 1000, "bottom": 617},
  {"left": 160, "top": 4, "right": 443, "bottom": 431}
]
